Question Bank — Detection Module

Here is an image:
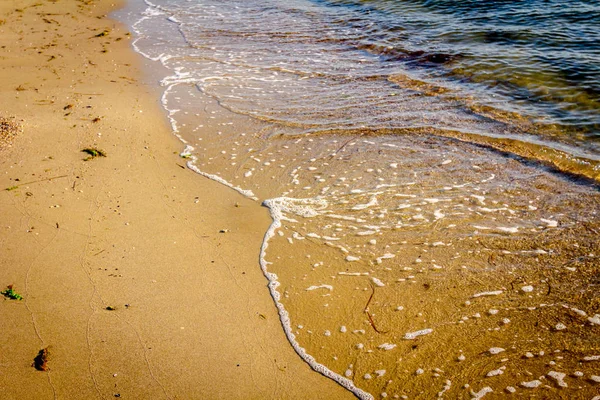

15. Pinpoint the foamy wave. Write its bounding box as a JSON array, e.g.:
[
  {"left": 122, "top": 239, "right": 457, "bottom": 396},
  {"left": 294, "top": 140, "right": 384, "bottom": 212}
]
[{"left": 260, "top": 198, "right": 374, "bottom": 400}]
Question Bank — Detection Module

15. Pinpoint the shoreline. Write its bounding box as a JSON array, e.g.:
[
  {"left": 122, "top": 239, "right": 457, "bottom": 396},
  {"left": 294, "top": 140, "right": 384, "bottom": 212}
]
[
  {"left": 127, "top": 2, "right": 600, "bottom": 398},
  {"left": 0, "top": 1, "right": 352, "bottom": 398}
]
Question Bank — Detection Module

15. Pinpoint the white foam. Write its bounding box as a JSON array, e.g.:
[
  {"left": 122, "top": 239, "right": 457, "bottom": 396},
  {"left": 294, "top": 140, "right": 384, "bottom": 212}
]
[
  {"left": 488, "top": 347, "right": 505, "bottom": 355},
  {"left": 472, "top": 291, "right": 503, "bottom": 298},
  {"left": 520, "top": 380, "right": 542, "bottom": 388},
  {"left": 478, "top": 207, "right": 508, "bottom": 213},
  {"left": 583, "top": 355, "right": 600, "bottom": 361},
  {"left": 470, "top": 386, "right": 493, "bottom": 399},
  {"left": 371, "top": 277, "right": 385, "bottom": 287},
  {"left": 486, "top": 367, "right": 505, "bottom": 377},
  {"left": 306, "top": 285, "right": 333, "bottom": 292},
  {"left": 338, "top": 272, "right": 369, "bottom": 276},
  {"left": 357, "top": 230, "right": 378, "bottom": 236},
  {"left": 547, "top": 371, "right": 567, "bottom": 387},
  {"left": 438, "top": 379, "right": 452, "bottom": 397},
  {"left": 292, "top": 232, "right": 305, "bottom": 240},
  {"left": 352, "top": 196, "right": 378, "bottom": 210},
  {"left": 568, "top": 307, "right": 587, "bottom": 317},
  {"left": 376, "top": 253, "right": 395, "bottom": 264},
  {"left": 326, "top": 214, "right": 359, "bottom": 221},
  {"left": 498, "top": 226, "right": 519, "bottom": 233},
  {"left": 322, "top": 236, "right": 341, "bottom": 241},
  {"left": 471, "top": 195, "right": 486, "bottom": 205},
  {"left": 378, "top": 343, "right": 397, "bottom": 351},
  {"left": 403, "top": 329, "right": 433, "bottom": 340},
  {"left": 540, "top": 218, "right": 558, "bottom": 227},
  {"left": 480, "top": 174, "right": 496, "bottom": 183},
  {"left": 182, "top": 146, "right": 257, "bottom": 199},
  {"left": 260, "top": 199, "right": 374, "bottom": 400},
  {"left": 588, "top": 314, "right": 600, "bottom": 325}
]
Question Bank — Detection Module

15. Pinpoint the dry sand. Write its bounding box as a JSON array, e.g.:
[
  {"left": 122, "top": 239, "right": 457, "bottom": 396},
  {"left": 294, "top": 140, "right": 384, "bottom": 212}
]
[{"left": 0, "top": 1, "right": 352, "bottom": 398}]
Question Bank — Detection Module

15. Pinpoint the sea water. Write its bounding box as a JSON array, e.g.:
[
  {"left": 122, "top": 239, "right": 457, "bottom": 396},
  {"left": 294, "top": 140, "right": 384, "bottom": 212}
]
[{"left": 118, "top": 0, "right": 600, "bottom": 397}]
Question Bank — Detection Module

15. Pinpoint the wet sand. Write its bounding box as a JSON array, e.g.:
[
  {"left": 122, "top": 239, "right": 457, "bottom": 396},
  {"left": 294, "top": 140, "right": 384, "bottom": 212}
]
[{"left": 0, "top": 1, "right": 352, "bottom": 398}]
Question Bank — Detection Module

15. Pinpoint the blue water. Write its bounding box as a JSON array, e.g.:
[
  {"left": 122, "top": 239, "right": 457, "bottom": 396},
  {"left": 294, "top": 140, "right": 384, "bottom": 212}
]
[
  {"left": 132, "top": 0, "right": 600, "bottom": 171},
  {"left": 315, "top": 0, "right": 600, "bottom": 133}
]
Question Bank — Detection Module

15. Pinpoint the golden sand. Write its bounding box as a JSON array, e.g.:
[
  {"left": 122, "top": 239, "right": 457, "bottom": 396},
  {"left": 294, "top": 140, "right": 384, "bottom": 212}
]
[{"left": 0, "top": 1, "right": 351, "bottom": 398}]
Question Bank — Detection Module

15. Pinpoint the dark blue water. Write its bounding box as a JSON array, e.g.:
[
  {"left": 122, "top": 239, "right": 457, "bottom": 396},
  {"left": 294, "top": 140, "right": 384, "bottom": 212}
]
[{"left": 316, "top": 0, "right": 600, "bottom": 133}]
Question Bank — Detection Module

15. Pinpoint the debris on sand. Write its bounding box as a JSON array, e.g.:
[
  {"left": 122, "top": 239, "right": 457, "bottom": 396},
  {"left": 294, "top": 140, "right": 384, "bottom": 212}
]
[
  {"left": 0, "top": 117, "right": 22, "bottom": 148},
  {"left": 1, "top": 284, "right": 23, "bottom": 300},
  {"left": 82, "top": 147, "right": 106, "bottom": 160},
  {"left": 33, "top": 347, "right": 50, "bottom": 371}
]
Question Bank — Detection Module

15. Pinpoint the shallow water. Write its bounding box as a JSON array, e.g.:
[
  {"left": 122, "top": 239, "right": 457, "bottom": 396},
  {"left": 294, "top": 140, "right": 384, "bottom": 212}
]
[{"left": 119, "top": 0, "right": 600, "bottom": 398}]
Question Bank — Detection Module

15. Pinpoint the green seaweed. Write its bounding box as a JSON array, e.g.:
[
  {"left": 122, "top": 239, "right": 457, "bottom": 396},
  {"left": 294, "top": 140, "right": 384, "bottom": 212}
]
[
  {"left": 82, "top": 147, "right": 106, "bottom": 161},
  {"left": 1, "top": 285, "right": 23, "bottom": 300}
]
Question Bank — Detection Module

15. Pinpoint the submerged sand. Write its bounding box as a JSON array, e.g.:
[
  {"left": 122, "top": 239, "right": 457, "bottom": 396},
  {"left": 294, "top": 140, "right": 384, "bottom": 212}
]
[{"left": 0, "top": 1, "right": 351, "bottom": 398}]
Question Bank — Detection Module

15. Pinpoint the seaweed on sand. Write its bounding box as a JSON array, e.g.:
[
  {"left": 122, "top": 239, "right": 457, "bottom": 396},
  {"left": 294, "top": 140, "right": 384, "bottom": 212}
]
[
  {"left": 1, "top": 284, "right": 23, "bottom": 300},
  {"left": 82, "top": 147, "right": 106, "bottom": 160}
]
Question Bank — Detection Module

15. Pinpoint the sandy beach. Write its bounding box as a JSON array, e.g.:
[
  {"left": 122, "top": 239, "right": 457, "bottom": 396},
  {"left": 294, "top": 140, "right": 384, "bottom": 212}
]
[{"left": 0, "top": 1, "right": 352, "bottom": 398}]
